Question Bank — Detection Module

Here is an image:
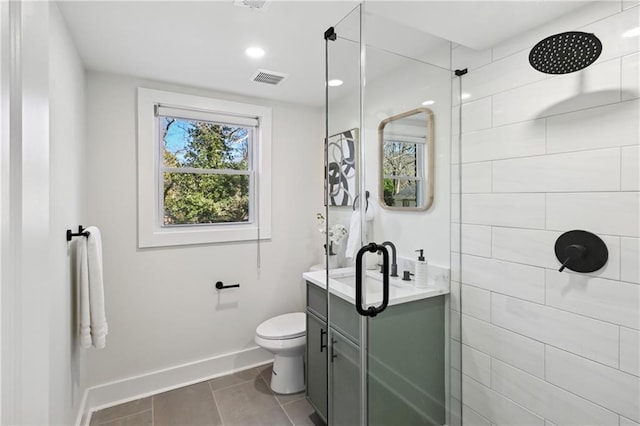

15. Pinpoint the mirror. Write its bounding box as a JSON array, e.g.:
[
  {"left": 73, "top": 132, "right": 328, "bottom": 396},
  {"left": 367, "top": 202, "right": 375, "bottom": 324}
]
[{"left": 378, "top": 108, "right": 434, "bottom": 210}]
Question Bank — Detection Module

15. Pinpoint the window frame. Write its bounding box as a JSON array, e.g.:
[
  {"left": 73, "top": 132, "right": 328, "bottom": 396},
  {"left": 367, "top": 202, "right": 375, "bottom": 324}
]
[{"left": 137, "top": 88, "right": 272, "bottom": 248}]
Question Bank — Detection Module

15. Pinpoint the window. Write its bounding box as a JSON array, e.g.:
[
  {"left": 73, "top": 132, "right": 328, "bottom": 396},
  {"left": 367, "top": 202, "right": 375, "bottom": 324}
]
[{"left": 138, "top": 88, "right": 272, "bottom": 247}]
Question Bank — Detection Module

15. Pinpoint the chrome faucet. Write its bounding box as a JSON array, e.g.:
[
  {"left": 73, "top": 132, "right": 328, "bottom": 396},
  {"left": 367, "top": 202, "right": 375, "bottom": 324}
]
[{"left": 381, "top": 241, "right": 398, "bottom": 277}]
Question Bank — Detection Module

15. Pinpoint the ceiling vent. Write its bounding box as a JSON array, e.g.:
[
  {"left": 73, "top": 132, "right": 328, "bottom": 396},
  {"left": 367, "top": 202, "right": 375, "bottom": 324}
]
[
  {"left": 251, "top": 69, "right": 288, "bottom": 86},
  {"left": 233, "top": 0, "right": 270, "bottom": 11}
]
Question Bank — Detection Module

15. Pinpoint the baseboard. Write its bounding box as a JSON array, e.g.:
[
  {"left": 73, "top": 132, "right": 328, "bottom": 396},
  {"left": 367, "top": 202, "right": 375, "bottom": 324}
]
[{"left": 76, "top": 346, "right": 273, "bottom": 425}]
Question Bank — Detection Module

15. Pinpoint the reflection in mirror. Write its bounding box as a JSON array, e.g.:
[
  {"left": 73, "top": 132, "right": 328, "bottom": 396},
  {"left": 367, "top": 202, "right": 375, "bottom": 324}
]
[{"left": 378, "top": 108, "right": 434, "bottom": 210}]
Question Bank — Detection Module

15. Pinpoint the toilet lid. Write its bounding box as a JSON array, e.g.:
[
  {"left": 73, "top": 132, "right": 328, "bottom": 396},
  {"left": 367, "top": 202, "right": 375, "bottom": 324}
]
[{"left": 256, "top": 312, "right": 306, "bottom": 340}]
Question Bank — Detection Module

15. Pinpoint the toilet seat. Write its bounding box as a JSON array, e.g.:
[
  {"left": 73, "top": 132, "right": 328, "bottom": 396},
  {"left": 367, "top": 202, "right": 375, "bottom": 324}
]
[{"left": 256, "top": 312, "right": 305, "bottom": 340}]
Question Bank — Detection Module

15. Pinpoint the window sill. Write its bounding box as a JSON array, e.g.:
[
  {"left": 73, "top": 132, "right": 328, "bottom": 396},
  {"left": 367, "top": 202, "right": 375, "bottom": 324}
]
[{"left": 138, "top": 223, "right": 271, "bottom": 248}]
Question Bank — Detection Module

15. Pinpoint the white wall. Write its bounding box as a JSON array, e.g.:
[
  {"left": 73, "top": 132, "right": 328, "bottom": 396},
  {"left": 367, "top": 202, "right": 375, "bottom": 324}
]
[
  {"left": 453, "top": 2, "right": 640, "bottom": 425},
  {"left": 49, "top": 4, "right": 88, "bottom": 424},
  {"left": 85, "top": 72, "right": 323, "bottom": 391}
]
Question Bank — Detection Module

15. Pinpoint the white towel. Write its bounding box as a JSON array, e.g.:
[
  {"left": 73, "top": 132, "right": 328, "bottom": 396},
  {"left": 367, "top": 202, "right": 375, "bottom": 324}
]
[
  {"left": 345, "top": 199, "right": 377, "bottom": 258},
  {"left": 78, "top": 226, "right": 108, "bottom": 349}
]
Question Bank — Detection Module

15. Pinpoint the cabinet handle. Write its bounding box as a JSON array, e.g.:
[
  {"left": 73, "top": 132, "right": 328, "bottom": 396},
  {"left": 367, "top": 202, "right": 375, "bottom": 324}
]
[
  {"left": 355, "top": 243, "right": 390, "bottom": 317},
  {"left": 320, "top": 329, "right": 327, "bottom": 352},
  {"left": 331, "top": 338, "right": 338, "bottom": 361}
]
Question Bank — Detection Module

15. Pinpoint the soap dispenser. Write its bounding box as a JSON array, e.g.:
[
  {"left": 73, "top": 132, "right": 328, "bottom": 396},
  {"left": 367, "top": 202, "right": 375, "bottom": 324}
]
[{"left": 414, "top": 249, "right": 429, "bottom": 288}]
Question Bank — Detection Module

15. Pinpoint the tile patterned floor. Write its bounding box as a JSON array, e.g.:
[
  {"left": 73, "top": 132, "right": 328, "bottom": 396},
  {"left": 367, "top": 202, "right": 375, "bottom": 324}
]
[{"left": 89, "top": 364, "right": 325, "bottom": 426}]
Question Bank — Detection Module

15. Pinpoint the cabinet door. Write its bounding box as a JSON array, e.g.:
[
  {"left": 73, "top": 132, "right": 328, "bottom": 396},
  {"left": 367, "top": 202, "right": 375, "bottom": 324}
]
[
  {"left": 306, "top": 313, "right": 327, "bottom": 422},
  {"left": 331, "top": 330, "right": 361, "bottom": 426}
]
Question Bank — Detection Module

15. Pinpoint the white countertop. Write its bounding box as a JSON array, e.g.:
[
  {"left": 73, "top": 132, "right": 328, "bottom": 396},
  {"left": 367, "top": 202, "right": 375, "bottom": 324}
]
[{"left": 302, "top": 267, "right": 449, "bottom": 307}]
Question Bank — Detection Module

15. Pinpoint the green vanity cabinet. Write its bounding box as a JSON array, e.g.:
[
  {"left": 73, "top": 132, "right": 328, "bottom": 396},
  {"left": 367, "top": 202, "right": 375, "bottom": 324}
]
[
  {"left": 306, "top": 311, "right": 328, "bottom": 422},
  {"left": 331, "top": 330, "right": 361, "bottom": 426},
  {"left": 305, "top": 281, "right": 446, "bottom": 426}
]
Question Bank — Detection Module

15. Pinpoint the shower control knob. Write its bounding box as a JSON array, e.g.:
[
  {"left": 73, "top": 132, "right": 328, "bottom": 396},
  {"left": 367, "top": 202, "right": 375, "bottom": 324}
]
[
  {"left": 558, "top": 244, "right": 587, "bottom": 272},
  {"left": 554, "top": 230, "right": 608, "bottom": 273}
]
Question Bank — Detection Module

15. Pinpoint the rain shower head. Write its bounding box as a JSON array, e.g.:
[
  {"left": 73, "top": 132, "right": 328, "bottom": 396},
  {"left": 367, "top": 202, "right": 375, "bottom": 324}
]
[{"left": 529, "top": 31, "right": 602, "bottom": 74}]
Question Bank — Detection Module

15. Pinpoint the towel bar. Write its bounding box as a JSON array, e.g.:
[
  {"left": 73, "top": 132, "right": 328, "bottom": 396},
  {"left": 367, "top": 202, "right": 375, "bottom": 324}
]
[
  {"left": 353, "top": 190, "right": 370, "bottom": 211},
  {"left": 67, "top": 225, "right": 90, "bottom": 241}
]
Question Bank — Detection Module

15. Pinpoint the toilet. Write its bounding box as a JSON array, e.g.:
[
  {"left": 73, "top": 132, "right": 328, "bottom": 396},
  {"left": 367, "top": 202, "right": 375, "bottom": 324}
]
[{"left": 254, "top": 312, "right": 306, "bottom": 394}]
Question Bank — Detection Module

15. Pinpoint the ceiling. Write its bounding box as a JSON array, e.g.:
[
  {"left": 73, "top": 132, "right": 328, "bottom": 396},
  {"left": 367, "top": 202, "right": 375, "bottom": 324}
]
[{"left": 58, "top": 1, "right": 591, "bottom": 107}]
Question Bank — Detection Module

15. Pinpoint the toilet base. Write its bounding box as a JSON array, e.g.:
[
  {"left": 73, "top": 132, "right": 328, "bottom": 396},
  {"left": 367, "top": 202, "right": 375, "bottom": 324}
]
[{"left": 269, "top": 354, "right": 304, "bottom": 394}]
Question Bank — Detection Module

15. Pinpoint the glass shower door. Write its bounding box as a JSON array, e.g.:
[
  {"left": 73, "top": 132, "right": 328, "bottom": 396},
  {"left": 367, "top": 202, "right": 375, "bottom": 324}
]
[{"left": 324, "top": 4, "right": 461, "bottom": 425}]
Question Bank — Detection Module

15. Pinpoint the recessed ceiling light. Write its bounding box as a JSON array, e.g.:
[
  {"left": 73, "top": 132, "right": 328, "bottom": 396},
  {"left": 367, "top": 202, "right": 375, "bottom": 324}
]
[
  {"left": 245, "top": 47, "right": 265, "bottom": 59},
  {"left": 421, "top": 100, "right": 435, "bottom": 106},
  {"left": 460, "top": 93, "right": 471, "bottom": 100},
  {"left": 328, "top": 79, "right": 343, "bottom": 87}
]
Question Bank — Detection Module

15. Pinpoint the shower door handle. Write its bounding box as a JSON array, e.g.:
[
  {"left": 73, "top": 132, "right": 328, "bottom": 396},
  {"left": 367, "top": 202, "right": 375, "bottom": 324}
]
[
  {"left": 320, "top": 328, "right": 327, "bottom": 352},
  {"left": 355, "top": 243, "right": 389, "bottom": 317}
]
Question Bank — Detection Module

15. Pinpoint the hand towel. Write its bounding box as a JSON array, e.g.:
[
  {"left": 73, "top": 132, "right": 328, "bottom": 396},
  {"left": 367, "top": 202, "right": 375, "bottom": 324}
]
[
  {"left": 345, "top": 199, "right": 377, "bottom": 259},
  {"left": 78, "top": 226, "right": 108, "bottom": 349},
  {"left": 78, "top": 237, "right": 92, "bottom": 348}
]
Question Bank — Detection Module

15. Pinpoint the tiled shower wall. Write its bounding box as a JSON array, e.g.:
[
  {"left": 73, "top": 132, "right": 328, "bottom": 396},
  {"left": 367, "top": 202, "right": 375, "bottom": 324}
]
[{"left": 450, "top": 2, "right": 640, "bottom": 425}]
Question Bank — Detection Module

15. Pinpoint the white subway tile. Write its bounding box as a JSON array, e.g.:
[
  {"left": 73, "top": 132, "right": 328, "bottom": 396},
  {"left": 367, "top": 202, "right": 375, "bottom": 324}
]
[
  {"left": 491, "top": 2, "right": 623, "bottom": 61},
  {"left": 621, "top": 237, "right": 640, "bottom": 283},
  {"left": 461, "top": 224, "right": 492, "bottom": 257},
  {"left": 620, "top": 327, "right": 640, "bottom": 376},
  {"left": 452, "top": 46, "right": 492, "bottom": 75},
  {"left": 452, "top": 223, "right": 460, "bottom": 252},
  {"left": 490, "top": 226, "right": 554, "bottom": 265},
  {"left": 451, "top": 339, "right": 461, "bottom": 371},
  {"left": 492, "top": 358, "right": 620, "bottom": 426},
  {"left": 622, "top": 53, "right": 639, "bottom": 100},
  {"left": 462, "top": 194, "right": 545, "bottom": 229},
  {"left": 462, "top": 344, "right": 491, "bottom": 386},
  {"left": 547, "top": 99, "right": 640, "bottom": 153},
  {"left": 622, "top": 145, "right": 640, "bottom": 191},
  {"left": 451, "top": 251, "right": 461, "bottom": 282},
  {"left": 451, "top": 397, "right": 462, "bottom": 426},
  {"left": 546, "top": 346, "right": 640, "bottom": 422},
  {"left": 623, "top": 0, "right": 640, "bottom": 9},
  {"left": 462, "top": 50, "right": 546, "bottom": 103},
  {"left": 451, "top": 367, "right": 461, "bottom": 400},
  {"left": 451, "top": 280, "right": 461, "bottom": 312},
  {"left": 546, "top": 270, "right": 640, "bottom": 329},
  {"left": 462, "top": 374, "right": 544, "bottom": 426},
  {"left": 462, "top": 97, "right": 492, "bottom": 133},
  {"left": 492, "top": 227, "right": 621, "bottom": 280},
  {"left": 462, "top": 315, "right": 545, "bottom": 378},
  {"left": 547, "top": 192, "right": 640, "bottom": 237},
  {"left": 451, "top": 309, "right": 461, "bottom": 341},
  {"left": 452, "top": 164, "right": 460, "bottom": 194},
  {"left": 545, "top": 421, "right": 558, "bottom": 426},
  {"left": 461, "top": 162, "right": 492, "bottom": 193},
  {"left": 451, "top": 194, "right": 461, "bottom": 224},
  {"left": 493, "top": 149, "right": 621, "bottom": 192},
  {"left": 462, "top": 404, "right": 492, "bottom": 426},
  {"left": 491, "top": 294, "right": 620, "bottom": 367},
  {"left": 493, "top": 59, "right": 621, "bottom": 126},
  {"left": 461, "top": 254, "right": 545, "bottom": 303},
  {"left": 621, "top": 416, "right": 640, "bottom": 426},
  {"left": 461, "top": 119, "right": 546, "bottom": 163},
  {"left": 461, "top": 284, "right": 491, "bottom": 322},
  {"left": 584, "top": 7, "right": 640, "bottom": 64}
]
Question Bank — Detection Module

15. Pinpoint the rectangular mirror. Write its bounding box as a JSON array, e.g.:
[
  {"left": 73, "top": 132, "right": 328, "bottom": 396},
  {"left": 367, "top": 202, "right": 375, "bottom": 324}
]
[{"left": 378, "top": 108, "right": 434, "bottom": 210}]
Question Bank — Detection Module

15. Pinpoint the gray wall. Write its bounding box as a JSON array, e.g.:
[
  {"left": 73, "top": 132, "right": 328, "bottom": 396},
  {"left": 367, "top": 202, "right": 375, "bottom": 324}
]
[
  {"left": 49, "top": 4, "right": 88, "bottom": 424},
  {"left": 85, "top": 71, "right": 324, "bottom": 388}
]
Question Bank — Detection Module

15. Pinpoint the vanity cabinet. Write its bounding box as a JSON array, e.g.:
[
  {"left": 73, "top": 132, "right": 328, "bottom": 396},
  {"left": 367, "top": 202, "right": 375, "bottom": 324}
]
[
  {"left": 306, "top": 312, "right": 327, "bottom": 421},
  {"left": 305, "top": 281, "right": 446, "bottom": 426}
]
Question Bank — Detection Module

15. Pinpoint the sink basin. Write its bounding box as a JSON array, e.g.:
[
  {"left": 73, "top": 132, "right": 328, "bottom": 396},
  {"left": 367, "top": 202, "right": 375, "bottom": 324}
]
[{"left": 302, "top": 267, "right": 448, "bottom": 307}]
